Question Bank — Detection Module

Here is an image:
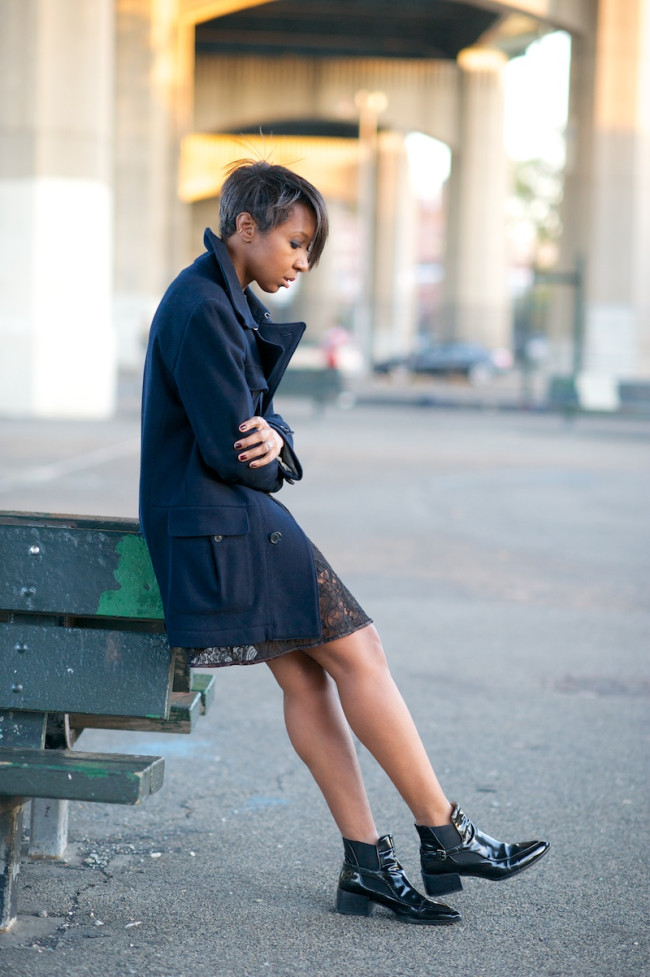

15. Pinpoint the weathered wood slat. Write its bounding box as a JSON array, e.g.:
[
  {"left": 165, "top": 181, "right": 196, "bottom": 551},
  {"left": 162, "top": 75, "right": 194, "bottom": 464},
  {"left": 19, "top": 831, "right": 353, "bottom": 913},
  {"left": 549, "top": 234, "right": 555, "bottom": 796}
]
[
  {"left": 0, "top": 748, "right": 165, "bottom": 804},
  {"left": 0, "top": 623, "right": 174, "bottom": 716},
  {"left": 68, "top": 690, "right": 202, "bottom": 734},
  {"left": 191, "top": 673, "right": 216, "bottom": 714},
  {"left": 0, "top": 709, "right": 47, "bottom": 747},
  {"left": 0, "top": 512, "right": 164, "bottom": 620},
  {"left": 172, "top": 646, "right": 191, "bottom": 691},
  {"left": 0, "top": 512, "right": 141, "bottom": 533}
]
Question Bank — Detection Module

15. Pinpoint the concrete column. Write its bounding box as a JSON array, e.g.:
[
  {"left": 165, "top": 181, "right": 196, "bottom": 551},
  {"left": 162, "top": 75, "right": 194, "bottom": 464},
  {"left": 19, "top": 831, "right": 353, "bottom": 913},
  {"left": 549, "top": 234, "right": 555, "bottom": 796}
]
[
  {"left": 582, "top": 0, "right": 650, "bottom": 387},
  {"left": 114, "top": 0, "right": 192, "bottom": 371},
  {"left": 442, "top": 48, "right": 511, "bottom": 349},
  {"left": 372, "top": 132, "right": 418, "bottom": 363},
  {"left": 0, "top": 0, "right": 116, "bottom": 417},
  {"left": 548, "top": 26, "right": 597, "bottom": 376}
]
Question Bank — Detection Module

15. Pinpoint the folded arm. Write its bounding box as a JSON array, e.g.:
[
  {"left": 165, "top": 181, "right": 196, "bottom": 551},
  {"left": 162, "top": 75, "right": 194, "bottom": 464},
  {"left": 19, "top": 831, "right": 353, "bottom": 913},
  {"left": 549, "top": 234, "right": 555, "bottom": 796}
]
[{"left": 174, "top": 299, "right": 301, "bottom": 492}]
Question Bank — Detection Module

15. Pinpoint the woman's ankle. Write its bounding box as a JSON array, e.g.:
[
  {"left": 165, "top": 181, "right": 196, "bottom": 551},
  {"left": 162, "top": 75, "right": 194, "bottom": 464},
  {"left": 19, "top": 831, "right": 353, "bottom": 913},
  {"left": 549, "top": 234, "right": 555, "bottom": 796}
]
[{"left": 412, "top": 800, "right": 453, "bottom": 828}]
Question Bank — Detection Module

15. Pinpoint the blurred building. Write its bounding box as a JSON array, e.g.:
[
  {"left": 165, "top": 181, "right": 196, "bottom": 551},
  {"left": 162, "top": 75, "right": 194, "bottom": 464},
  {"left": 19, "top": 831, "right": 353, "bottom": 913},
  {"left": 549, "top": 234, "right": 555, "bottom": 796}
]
[{"left": 0, "top": 0, "right": 648, "bottom": 415}]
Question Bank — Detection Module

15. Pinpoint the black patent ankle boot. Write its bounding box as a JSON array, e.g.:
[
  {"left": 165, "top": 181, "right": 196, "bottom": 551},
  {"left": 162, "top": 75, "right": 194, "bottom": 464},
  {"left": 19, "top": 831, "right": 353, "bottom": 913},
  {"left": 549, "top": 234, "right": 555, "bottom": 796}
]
[
  {"left": 336, "top": 834, "right": 460, "bottom": 925},
  {"left": 417, "top": 803, "right": 550, "bottom": 897}
]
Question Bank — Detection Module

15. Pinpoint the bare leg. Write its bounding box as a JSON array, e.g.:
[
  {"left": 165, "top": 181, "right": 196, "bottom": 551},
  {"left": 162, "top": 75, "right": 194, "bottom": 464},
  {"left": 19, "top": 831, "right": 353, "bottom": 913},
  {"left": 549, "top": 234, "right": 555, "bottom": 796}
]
[
  {"left": 267, "top": 650, "right": 379, "bottom": 842},
  {"left": 305, "top": 625, "right": 453, "bottom": 828},
  {"left": 269, "top": 627, "right": 548, "bottom": 906}
]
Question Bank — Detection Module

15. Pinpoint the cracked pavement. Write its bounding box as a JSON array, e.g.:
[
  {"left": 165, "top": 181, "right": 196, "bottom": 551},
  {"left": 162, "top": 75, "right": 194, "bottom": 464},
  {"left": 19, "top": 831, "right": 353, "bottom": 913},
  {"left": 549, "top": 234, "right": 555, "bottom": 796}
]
[{"left": 0, "top": 403, "right": 648, "bottom": 977}]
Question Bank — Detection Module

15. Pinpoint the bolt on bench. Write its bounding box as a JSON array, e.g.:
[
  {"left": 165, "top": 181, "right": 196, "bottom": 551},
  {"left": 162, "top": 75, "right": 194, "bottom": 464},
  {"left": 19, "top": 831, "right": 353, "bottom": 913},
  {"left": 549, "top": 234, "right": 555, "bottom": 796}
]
[{"left": 0, "top": 511, "right": 215, "bottom": 932}]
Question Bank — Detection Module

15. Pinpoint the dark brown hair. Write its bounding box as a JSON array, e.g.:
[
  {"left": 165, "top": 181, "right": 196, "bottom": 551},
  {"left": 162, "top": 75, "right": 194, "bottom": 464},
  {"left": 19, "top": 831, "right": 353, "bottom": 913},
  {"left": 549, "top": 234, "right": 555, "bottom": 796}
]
[{"left": 219, "top": 160, "right": 329, "bottom": 267}]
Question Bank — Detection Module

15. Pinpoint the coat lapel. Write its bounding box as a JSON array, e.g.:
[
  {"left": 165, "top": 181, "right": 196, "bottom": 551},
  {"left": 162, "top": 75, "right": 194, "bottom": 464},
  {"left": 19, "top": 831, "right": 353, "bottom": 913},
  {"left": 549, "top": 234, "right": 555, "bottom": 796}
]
[
  {"left": 203, "top": 228, "right": 257, "bottom": 329},
  {"left": 203, "top": 227, "right": 306, "bottom": 407}
]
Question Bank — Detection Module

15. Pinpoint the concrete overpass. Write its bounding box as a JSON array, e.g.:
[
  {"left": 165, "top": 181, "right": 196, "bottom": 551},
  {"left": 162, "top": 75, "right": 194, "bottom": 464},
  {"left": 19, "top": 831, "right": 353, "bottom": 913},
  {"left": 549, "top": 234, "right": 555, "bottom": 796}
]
[{"left": 0, "top": 0, "right": 647, "bottom": 415}]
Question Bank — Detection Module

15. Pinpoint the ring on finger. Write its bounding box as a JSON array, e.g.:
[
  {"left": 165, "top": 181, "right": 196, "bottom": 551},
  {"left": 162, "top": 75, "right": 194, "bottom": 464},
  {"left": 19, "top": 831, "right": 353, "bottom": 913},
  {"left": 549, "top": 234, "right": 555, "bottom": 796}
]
[{"left": 265, "top": 440, "right": 273, "bottom": 453}]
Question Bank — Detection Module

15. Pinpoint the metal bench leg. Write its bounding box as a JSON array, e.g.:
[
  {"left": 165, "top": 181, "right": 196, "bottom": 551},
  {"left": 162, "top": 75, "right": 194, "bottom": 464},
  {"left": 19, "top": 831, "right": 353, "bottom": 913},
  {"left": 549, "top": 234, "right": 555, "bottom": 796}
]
[
  {"left": 29, "top": 798, "right": 69, "bottom": 860},
  {"left": 0, "top": 797, "right": 24, "bottom": 932}
]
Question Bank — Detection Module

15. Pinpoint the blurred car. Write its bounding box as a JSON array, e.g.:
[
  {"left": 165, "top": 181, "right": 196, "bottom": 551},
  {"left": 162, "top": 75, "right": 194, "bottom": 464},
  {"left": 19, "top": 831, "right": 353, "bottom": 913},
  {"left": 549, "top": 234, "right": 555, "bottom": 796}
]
[{"left": 409, "top": 342, "right": 513, "bottom": 383}]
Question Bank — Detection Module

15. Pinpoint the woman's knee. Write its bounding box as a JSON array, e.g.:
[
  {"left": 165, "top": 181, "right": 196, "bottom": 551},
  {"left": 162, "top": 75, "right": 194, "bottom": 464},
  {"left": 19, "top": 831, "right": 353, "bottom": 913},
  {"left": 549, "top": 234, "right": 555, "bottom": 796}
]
[
  {"left": 309, "top": 625, "right": 390, "bottom": 681},
  {"left": 267, "top": 650, "right": 332, "bottom": 701}
]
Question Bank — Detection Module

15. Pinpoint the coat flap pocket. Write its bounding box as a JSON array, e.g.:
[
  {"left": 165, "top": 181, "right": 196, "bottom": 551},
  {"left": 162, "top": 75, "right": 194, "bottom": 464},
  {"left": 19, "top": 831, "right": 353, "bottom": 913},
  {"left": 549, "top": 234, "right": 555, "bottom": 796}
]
[{"left": 168, "top": 506, "right": 249, "bottom": 537}]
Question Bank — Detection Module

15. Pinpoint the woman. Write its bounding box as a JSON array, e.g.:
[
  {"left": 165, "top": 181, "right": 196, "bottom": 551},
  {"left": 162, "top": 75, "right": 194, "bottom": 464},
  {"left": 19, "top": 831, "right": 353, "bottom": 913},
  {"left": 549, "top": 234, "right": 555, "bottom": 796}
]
[{"left": 140, "top": 161, "right": 549, "bottom": 926}]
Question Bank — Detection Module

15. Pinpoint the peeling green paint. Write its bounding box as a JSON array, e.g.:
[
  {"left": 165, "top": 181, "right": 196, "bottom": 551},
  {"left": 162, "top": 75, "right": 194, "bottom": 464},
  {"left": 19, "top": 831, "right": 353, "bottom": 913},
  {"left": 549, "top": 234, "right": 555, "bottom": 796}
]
[{"left": 97, "top": 535, "right": 164, "bottom": 619}]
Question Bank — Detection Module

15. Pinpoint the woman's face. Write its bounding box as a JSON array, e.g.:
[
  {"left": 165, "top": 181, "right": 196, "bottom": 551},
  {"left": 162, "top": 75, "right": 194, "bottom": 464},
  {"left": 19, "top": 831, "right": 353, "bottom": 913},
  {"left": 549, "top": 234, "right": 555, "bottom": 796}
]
[{"left": 234, "top": 203, "right": 316, "bottom": 293}]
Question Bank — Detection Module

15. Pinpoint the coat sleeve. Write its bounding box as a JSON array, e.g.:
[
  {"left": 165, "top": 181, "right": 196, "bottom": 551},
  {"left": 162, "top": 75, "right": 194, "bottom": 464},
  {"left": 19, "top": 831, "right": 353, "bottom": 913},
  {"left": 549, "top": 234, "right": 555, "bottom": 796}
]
[
  {"left": 265, "top": 408, "right": 302, "bottom": 482},
  {"left": 173, "top": 298, "right": 293, "bottom": 493}
]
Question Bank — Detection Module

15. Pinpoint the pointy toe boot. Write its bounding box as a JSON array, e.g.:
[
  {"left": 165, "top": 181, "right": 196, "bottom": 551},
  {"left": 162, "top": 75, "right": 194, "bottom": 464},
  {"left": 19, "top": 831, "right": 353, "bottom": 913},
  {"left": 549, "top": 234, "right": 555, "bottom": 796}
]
[
  {"left": 336, "top": 834, "right": 461, "bottom": 925},
  {"left": 417, "top": 804, "right": 550, "bottom": 897}
]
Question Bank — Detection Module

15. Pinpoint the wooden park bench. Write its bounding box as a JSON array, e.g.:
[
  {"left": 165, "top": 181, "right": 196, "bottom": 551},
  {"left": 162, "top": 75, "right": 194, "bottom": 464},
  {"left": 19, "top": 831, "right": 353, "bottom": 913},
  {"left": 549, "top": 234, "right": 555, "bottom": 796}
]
[{"left": 0, "top": 511, "right": 214, "bottom": 932}]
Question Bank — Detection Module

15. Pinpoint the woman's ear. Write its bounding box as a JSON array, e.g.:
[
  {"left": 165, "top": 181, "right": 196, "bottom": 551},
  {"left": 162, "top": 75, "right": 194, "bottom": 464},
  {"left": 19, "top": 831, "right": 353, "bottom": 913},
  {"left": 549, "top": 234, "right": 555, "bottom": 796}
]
[{"left": 236, "top": 212, "right": 257, "bottom": 243}]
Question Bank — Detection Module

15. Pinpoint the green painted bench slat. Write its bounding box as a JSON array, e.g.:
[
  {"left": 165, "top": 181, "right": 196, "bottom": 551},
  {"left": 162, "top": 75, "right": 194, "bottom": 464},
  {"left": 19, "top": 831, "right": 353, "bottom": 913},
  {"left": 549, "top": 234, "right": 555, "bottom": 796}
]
[
  {"left": 0, "top": 623, "right": 174, "bottom": 717},
  {"left": 0, "top": 512, "right": 186, "bottom": 932},
  {"left": 68, "top": 690, "right": 202, "bottom": 734},
  {"left": 190, "top": 673, "right": 216, "bottom": 714},
  {"left": 0, "top": 748, "right": 164, "bottom": 804},
  {"left": 0, "top": 512, "right": 164, "bottom": 621}
]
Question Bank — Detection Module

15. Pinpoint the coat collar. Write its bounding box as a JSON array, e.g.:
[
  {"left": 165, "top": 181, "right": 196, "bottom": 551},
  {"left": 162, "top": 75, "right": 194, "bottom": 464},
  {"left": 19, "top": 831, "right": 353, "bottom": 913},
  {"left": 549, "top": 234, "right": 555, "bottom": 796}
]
[
  {"left": 203, "top": 227, "right": 270, "bottom": 331},
  {"left": 202, "top": 228, "right": 306, "bottom": 408}
]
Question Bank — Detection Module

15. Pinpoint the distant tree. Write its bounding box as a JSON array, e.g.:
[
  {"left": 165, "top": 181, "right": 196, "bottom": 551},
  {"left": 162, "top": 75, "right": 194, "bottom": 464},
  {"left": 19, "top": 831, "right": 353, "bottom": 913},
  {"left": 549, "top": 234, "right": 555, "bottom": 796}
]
[{"left": 508, "top": 157, "right": 564, "bottom": 268}]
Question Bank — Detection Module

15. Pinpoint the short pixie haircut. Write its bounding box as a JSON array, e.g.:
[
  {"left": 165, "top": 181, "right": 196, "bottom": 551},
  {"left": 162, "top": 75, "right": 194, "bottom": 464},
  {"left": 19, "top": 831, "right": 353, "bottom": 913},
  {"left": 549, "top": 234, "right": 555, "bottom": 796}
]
[{"left": 219, "top": 160, "right": 329, "bottom": 267}]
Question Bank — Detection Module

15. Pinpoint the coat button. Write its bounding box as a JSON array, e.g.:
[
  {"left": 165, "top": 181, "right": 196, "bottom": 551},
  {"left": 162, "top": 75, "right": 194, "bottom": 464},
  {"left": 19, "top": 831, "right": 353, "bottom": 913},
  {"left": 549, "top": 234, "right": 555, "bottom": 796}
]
[
  {"left": 269, "top": 531, "right": 282, "bottom": 544},
  {"left": 213, "top": 535, "right": 223, "bottom": 543}
]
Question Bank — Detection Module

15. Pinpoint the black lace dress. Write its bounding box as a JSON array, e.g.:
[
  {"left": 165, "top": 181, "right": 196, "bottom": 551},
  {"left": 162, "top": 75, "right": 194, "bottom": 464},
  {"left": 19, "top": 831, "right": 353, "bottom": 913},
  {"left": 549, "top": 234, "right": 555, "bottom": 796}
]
[{"left": 178, "top": 540, "right": 372, "bottom": 668}]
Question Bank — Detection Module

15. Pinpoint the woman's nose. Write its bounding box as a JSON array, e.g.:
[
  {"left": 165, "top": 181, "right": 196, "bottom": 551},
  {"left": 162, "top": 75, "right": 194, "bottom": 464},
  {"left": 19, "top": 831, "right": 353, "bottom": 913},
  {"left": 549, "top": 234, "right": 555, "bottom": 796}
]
[{"left": 294, "top": 252, "right": 309, "bottom": 272}]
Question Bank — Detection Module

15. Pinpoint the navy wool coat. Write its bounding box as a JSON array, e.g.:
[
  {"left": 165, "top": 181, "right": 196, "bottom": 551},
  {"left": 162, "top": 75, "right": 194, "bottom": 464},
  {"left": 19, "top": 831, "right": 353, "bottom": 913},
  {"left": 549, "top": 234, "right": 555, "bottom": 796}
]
[{"left": 139, "top": 229, "right": 322, "bottom": 648}]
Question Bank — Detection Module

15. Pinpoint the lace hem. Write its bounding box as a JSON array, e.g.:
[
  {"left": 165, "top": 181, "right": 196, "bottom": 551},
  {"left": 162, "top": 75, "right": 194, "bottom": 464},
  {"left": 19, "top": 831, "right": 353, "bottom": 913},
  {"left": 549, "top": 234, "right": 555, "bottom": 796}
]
[{"left": 178, "top": 541, "right": 371, "bottom": 668}]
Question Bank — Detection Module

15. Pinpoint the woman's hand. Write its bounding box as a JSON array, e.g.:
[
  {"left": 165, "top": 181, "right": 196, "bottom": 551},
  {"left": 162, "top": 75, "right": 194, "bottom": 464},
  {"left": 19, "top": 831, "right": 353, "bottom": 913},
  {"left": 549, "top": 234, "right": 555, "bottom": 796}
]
[{"left": 234, "top": 416, "right": 282, "bottom": 468}]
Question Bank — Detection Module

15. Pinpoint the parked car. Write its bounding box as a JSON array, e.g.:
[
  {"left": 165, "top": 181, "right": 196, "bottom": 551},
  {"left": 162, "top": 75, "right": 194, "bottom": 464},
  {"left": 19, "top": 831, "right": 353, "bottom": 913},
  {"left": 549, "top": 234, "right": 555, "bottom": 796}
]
[{"left": 409, "top": 342, "right": 513, "bottom": 383}]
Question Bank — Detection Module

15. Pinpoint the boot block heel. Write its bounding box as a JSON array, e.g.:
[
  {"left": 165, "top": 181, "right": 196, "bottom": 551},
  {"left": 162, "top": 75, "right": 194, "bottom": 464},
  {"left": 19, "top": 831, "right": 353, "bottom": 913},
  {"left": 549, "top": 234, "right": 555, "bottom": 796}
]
[
  {"left": 422, "top": 872, "right": 463, "bottom": 897},
  {"left": 338, "top": 835, "right": 461, "bottom": 925},
  {"left": 336, "top": 886, "right": 374, "bottom": 917}
]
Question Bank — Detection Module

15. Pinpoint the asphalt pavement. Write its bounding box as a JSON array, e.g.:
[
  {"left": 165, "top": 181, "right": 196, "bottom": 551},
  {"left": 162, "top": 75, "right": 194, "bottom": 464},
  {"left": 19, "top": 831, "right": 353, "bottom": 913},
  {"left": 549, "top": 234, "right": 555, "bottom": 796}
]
[{"left": 0, "top": 391, "right": 648, "bottom": 977}]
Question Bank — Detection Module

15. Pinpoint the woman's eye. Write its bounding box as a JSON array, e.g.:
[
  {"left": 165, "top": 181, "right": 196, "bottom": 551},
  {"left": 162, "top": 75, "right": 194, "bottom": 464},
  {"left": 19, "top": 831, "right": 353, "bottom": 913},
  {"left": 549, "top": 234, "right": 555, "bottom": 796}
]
[{"left": 290, "top": 241, "right": 301, "bottom": 250}]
